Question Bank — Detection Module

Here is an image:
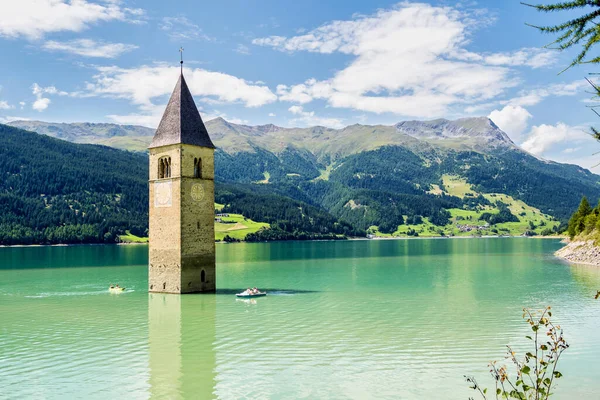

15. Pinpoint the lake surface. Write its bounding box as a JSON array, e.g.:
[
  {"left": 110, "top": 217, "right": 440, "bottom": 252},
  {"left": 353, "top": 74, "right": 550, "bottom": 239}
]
[{"left": 1, "top": 238, "right": 599, "bottom": 399}]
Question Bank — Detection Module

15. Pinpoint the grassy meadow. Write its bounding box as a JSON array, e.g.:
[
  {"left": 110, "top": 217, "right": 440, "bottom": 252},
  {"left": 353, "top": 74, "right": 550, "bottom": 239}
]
[
  {"left": 118, "top": 203, "right": 269, "bottom": 243},
  {"left": 371, "top": 175, "right": 560, "bottom": 238}
]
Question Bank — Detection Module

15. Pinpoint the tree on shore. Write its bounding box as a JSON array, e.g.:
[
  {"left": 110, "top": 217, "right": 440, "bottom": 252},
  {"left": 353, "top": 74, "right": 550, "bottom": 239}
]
[{"left": 567, "top": 196, "right": 593, "bottom": 238}]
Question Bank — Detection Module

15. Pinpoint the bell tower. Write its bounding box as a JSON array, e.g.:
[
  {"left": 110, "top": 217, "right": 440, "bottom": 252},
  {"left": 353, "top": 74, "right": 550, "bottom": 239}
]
[{"left": 148, "top": 69, "right": 216, "bottom": 294}]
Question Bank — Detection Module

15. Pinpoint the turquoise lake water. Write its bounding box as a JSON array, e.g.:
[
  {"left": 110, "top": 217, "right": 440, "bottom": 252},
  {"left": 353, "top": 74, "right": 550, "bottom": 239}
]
[{"left": 1, "top": 238, "right": 599, "bottom": 399}]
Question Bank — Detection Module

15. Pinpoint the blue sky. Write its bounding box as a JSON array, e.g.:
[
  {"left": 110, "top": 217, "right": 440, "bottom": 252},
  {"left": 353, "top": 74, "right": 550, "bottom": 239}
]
[{"left": 0, "top": 0, "right": 599, "bottom": 169}]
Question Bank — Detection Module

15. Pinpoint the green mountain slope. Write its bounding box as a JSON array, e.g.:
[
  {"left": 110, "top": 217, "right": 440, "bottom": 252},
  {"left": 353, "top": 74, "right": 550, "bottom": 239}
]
[
  {"left": 0, "top": 124, "right": 148, "bottom": 244},
  {"left": 6, "top": 117, "right": 600, "bottom": 240},
  {"left": 212, "top": 139, "right": 600, "bottom": 225},
  {"left": 0, "top": 124, "right": 359, "bottom": 244}
]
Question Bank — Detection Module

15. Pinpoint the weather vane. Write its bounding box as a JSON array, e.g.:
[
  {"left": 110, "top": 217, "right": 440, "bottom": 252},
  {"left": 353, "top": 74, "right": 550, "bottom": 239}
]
[{"left": 179, "top": 47, "right": 184, "bottom": 74}]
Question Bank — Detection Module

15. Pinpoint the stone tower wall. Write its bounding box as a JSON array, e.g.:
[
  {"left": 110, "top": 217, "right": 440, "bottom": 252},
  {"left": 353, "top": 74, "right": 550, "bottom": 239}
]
[
  {"left": 180, "top": 145, "right": 215, "bottom": 293},
  {"left": 148, "top": 144, "right": 216, "bottom": 294},
  {"left": 149, "top": 145, "right": 181, "bottom": 293}
]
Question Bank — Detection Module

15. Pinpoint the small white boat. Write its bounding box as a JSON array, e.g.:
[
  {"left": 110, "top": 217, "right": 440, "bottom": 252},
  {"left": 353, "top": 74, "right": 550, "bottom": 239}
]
[
  {"left": 109, "top": 286, "right": 125, "bottom": 293},
  {"left": 236, "top": 291, "right": 267, "bottom": 298}
]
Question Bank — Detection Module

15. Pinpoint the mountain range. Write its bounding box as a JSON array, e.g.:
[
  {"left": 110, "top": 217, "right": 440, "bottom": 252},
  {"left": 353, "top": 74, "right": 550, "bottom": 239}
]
[
  {"left": 7, "top": 120, "right": 154, "bottom": 151},
  {"left": 9, "top": 116, "right": 515, "bottom": 155},
  {"left": 3, "top": 117, "right": 600, "bottom": 244}
]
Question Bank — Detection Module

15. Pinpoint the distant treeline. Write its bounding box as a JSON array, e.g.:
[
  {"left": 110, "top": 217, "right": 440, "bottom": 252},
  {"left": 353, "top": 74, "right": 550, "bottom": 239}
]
[
  {"left": 0, "top": 124, "right": 147, "bottom": 245},
  {"left": 216, "top": 183, "right": 364, "bottom": 240}
]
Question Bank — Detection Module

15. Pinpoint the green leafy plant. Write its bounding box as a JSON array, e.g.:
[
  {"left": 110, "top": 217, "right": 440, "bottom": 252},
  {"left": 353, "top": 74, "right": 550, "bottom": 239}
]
[{"left": 465, "top": 307, "right": 569, "bottom": 399}]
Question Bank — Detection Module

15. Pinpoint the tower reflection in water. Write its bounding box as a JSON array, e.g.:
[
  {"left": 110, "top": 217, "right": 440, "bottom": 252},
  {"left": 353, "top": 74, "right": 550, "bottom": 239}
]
[{"left": 148, "top": 293, "right": 216, "bottom": 399}]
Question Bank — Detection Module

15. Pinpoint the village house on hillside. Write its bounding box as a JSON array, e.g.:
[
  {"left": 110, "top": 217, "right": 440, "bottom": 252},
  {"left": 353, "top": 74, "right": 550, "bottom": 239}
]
[{"left": 456, "top": 223, "right": 489, "bottom": 232}]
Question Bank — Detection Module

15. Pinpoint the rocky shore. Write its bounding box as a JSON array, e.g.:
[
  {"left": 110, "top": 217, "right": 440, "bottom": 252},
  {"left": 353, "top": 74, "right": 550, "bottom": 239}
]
[{"left": 555, "top": 239, "right": 600, "bottom": 266}]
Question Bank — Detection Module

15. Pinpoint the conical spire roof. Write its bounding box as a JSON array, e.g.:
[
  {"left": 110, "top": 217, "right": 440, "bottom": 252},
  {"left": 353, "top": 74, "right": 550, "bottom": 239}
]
[{"left": 149, "top": 73, "right": 215, "bottom": 149}]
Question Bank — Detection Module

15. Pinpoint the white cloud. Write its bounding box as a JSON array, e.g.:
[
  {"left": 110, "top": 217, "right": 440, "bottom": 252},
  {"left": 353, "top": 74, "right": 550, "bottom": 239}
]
[
  {"left": 33, "top": 97, "right": 51, "bottom": 111},
  {"left": 160, "top": 16, "right": 213, "bottom": 41},
  {"left": 31, "top": 83, "right": 68, "bottom": 112},
  {"left": 235, "top": 44, "right": 251, "bottom": 55},
  {"left": 488, "top": 105, "right": 532, "bottom": 142},
  {"left": 43, "top": 39, "right": 137, "bottom": 58},
  {"left": 287, "top": 105, "right": 344, "bottom": 128},
  {"left": 92, "top": 65, "right": 277, "bottom": 126},
  {"left": 0, "top": 101, "right": 13, "bottom": 110},
  {"left": 32, "top": 83, "right": 68, "bottom": 97},
  {"left": 0, "top": 0, "right": 143, "bottom": 39},
  {"left": 88, "top": 65, "right": 276, "bottom": 107},
  {"left": 517, "top": 123, "right": 600, "bottom": 170},
  {"left": 506, "top": 80, "right": 589, "bottom": 107},
  {"left": 481, "top": 48, "right": 555, "bottom": 69},
  {"left": 521, "top": 123, "right": 589, "bottom": 155},
  {"left": 276, "top": 79, "right": 326, "bottom": 104},
  {"left": 268, "top": 113, "right": 276, "bottom": 117},
  {"left": 107, "top": 110, "right": 162, "bottom": 127},
  {"left": 560, "top": 154, "right": 600, "bottom": 170},
  {"left": 253, "top": 3, "right": 552, "bottom": 117}
]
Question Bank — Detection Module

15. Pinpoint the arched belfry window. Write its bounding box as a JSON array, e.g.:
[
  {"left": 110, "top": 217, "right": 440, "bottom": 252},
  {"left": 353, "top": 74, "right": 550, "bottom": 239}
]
[
  {"left": 193, "top": 157, "right": 202, "bottom": 178},
  {"left": 158, "top": 157, "right": 171, "bottom": 179}
]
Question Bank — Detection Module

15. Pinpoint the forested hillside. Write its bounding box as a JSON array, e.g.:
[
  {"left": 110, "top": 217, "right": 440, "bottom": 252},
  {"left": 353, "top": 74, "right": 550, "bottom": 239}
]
[
  {"left": 0, "top": 124, "right": 360, "bottom": 244},
  {"left": 0, "top": 124, "right": 148, "bottom": 244},
  {"left": 13, "top": 118, "right": 600, "bottom": 224},
  {"left": 216, "top": 184, "right": 363, "bottom": 240},
  {"left": 214, "top": 143, "right": 600, "bottom": 224},
  {"left": 3, "top": 117, "right": 600, "bottom": 245}
]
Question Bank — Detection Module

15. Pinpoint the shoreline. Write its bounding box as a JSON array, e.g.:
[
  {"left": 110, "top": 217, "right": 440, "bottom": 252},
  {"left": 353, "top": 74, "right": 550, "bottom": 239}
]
[
  {"left": 0, "top": 242, "right": 148, "bottom": 248},
  {"left": 554, "top": 239, "right": 600, "bottom": 267},
  {"left": 0, "top": 235, "right": 567, "bottom": 248},
  {"left": 366, "top": 235, "right": 565, "bottom": 241}
]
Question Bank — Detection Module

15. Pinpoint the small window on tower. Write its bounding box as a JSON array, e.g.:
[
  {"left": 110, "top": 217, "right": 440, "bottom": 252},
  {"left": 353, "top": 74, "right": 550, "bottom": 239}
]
[
  {"left": 159, "top": 157, "right": 172, "bottom": 179},
  {"left": 194, "top": 157, "right": 202, "bottom": 178},
  {"left": 158, "top": 159, "right": 165, "bottom": 179}
]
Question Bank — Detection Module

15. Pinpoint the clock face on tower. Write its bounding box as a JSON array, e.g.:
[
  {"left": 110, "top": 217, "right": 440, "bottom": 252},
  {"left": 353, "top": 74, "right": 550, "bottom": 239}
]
[
  {"left": 154, "top": 181, "right": 172, "bottom": 207},
  {"left": 191, "top": 183, "right": 205, "bottom": 202}
]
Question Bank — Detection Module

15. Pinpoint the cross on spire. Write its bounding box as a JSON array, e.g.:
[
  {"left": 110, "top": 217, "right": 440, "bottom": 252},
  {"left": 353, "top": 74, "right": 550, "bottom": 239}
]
[{"left": 179, "top": 47, "right": 184, "bottom": 74}]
